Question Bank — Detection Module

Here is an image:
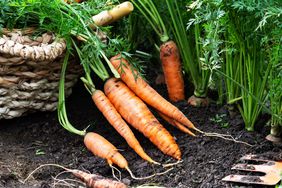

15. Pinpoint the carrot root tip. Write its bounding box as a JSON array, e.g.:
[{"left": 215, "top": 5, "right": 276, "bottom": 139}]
[
  {"left": 126, "top": 167, "right": 174, "bottom": 180},
  {"left": 110, "top": 164, "right": 122, "bottom": 181}
]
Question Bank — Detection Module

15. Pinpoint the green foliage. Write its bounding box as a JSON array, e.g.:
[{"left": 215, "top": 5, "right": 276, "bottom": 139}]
[
  {"left": 186, "top": 0, "right": 226, "bottom": 97},
  {"left": 210, "top": 113, "right": 230, "bottom": 128}
]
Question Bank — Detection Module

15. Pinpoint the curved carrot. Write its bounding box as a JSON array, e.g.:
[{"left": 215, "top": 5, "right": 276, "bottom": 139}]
[
  {"left": 110, "top": 55, "right": 197, "bottom": 131},
  {"left": 91, "top": 90, "right": 159, "bottom": 164},
  {"left": 104, "top": 78, "right": 181, "bottom": 160},
  {"left": 157, "top": 111, "right": 195, "bottom": 137},
  {"left": 160, "top": 40, "right": 185, "bottom": 102},
  {"left": 84, "top": 132, "right": 128, "bottom": 169}
]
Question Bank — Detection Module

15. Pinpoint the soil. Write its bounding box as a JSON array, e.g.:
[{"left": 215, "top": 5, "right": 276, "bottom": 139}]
[{"left": 0, "top": 77, "right": 281, "bottom": 188}]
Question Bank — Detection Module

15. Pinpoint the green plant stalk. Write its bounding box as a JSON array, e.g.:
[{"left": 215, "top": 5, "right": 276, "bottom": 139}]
[
  {"left": 58, "top": 51, "right": 86, "bottom": 136},
  {"left": 130, "top": 0, "right": 169, "bottom": 42},
  {"left": 237, "top": 40, "right": 271, "bottom": 131},
  {"left": 269, "top": 44, "right": 282, "bottom": 136}
]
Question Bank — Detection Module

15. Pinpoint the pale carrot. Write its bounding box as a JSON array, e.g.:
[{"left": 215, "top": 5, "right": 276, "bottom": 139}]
[
  {"left": 104, "top": 78, "right": 181, "bottom": 160},
  {"left": 69, "top": 168, "right": 127, "bottom": 188}
]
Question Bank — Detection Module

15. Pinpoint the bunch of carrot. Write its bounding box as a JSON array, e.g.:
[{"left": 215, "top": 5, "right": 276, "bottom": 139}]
[
  {"left": 81, "top": 54, "right": 202, "bottom": 168},
  {"left": 55, "top": 0, "right": 203, "bottom": 185}
]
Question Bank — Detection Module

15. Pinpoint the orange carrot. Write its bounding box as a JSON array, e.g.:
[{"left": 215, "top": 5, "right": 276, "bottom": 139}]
[
  {"left": 110, "top": 55, "right": 198, "bottom": 132},
  {"left": 69, "top": 169, "right": 127, "bottom": 188},
  {"left": 104, "top": 78, "right": 181, "bottom": 160},
  {"left": 157, "top": 111, "right": 195, "bottom": 137},
  {"left": 91, "top": 90, "right": 159, "bottom": 164},
  {"left": 84, "top": 132, "right": 128, "bottom": 169},
  {"left": 160, "top": 40, "right": 185, "bottom": 102}
]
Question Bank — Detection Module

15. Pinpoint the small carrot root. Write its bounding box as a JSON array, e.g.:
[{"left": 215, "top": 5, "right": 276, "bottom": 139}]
[
  {"left": 201, "top": 132, "right": 253, "bottom": 146},
  {"left": 91, "top": 90, "right": 160, "bottom": 165},
  {"left": 162, "top": 160, "right": 183, "bottom": 168},
  {"left": 157, "top": 111, "right": 196, "bottom": 137},
  {"left": 23, "top": 164, "right": 127, "bottom": 188},
  {"left": 125, "top": 166, "right": 174, "bottom": 180}
]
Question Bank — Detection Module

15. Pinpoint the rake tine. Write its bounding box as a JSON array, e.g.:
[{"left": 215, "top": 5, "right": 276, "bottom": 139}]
[
  {"left": 231, "top": 163, "right": 275, "bottom": 173},
  {"left": 239, "top": 154, "right": 270, "bottom": 162},
  {"left": 222, "top": 173, "right": 280, "bottom": 186}
]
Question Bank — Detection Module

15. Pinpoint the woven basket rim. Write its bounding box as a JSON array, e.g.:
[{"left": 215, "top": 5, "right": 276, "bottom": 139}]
[{"left": 0, "top": 27, "right": 66, "bottom": 61}]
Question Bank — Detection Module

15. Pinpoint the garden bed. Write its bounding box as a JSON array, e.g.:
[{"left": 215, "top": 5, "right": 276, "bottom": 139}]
[{"left": 0, "top": 79, "right": 281, "bottom": 188}]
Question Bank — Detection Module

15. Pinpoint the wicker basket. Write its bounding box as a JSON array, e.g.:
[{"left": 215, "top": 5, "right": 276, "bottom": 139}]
[{"left": 0, "top": 28, "right": 82, "bottom": 119}]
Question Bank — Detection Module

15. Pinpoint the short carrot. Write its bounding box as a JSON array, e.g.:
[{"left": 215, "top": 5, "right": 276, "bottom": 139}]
[
  {"left": 84, "top": 132, "right": 129, "bottom": 169},
  {"left": 110, "top": 55, "right": 198, "bottom": 132},
  {"left": 91, "top": 89, "right": 159, "bottom": 165},
  {"left": 157, "top": 111, "right": 195, "bottom": 137},
  {"left": 104, "top": 78, "right": 181, "bottom": 160},
  {"left": 160, "top": 40, "right": 185, "bottom": 102}
]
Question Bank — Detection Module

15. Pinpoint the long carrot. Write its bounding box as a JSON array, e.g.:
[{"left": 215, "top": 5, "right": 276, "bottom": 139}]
[
  {"left": 157, "top": 111, "right": 195, "bottom": 137},
  {"left": 110, "top": 55, "right": 199, "bottom": 132},
  {"left": 160, "top": 40, "right": 185, "bottom": 102},
  {"left": 104, "top": 78, "right": 181, "bottom": 160},
  {"left": 91, "top": 89, "right": 159, "bottom": 165}
]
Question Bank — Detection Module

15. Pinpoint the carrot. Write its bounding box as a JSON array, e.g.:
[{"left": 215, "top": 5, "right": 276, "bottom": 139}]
[
  {"left": 70, "top": 168, "right": 127, "bottom": 188},
  {"left": 110, "top": 55, "right": 198, "bottom": 132},
  {"left": 160, "top": 40, "right": 185, "bottom": 102},
  {"left": 24, "top": 163, "right": 127, "bottom": 188},
  {"left": 157, "top": 111, "right": 196, "bottom": 137},
  {"left": 91, "top": 89, "right": 159, "bottom": 165},
  {"left": 84, "top": 132, "right": 129, "bottom": 169},
  {"left": 104, "top": 78, "right": 181, "bottom": 160}
]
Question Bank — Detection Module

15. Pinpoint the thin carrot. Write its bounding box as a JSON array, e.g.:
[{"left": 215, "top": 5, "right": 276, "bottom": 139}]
[
  {"left": 157, "top": 111, "right": 196, "bottom": 137},
  {"left": 24, "top": 164, "right": 127, "bottom": 188},
  {"left": 110, "top": 55, "right": 198, "bottom": 132},
  {"left": 84, "top": 132, "right": 129, "bottom": 169},
  {"left": 69, "top": 168, "right": 127, "bottom": 188},
  {"left": 91, "top": 89, "right": 159, "bottom": 165},
  {"left": 104, "top": 78, "right": 181, "bottom": 160},
  {"left": 160, "top": 40, "right": 185, "bottom": 102}
]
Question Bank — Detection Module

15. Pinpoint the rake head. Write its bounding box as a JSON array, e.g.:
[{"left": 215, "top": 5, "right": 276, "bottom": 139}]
[{"left": 222, "top": 154, "right": 282, "bottom": 186}]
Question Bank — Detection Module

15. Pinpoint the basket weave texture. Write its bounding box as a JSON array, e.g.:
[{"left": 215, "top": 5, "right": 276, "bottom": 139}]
[{"left": 0, "top": 28, "right": 81, "bottom": 119}]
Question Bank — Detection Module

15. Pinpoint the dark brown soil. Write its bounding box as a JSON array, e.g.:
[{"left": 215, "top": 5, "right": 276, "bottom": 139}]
[{"left": 0, "top": 80, "right": 281, "bottom": 188}]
